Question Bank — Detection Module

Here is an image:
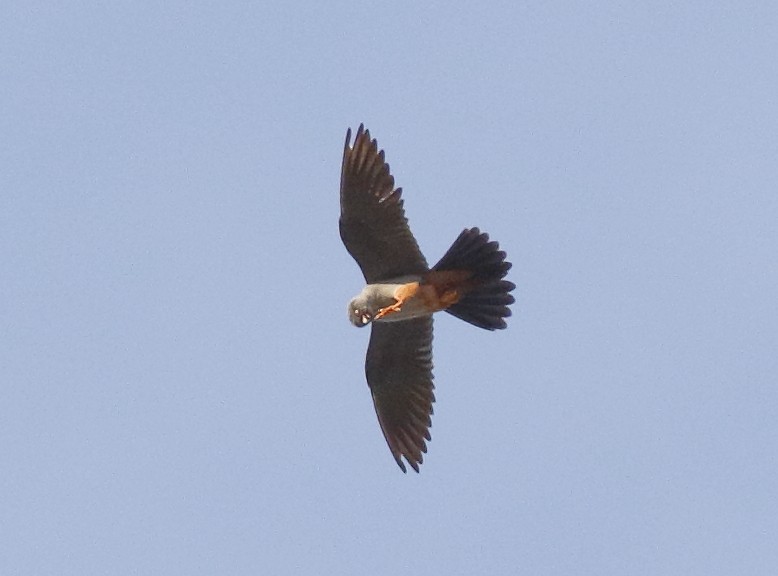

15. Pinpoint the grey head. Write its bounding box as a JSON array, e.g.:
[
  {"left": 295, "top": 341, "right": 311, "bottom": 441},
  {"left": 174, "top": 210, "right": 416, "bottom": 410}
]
[{"left": 347, "top": 292, "right": 375, "bottom": 327}]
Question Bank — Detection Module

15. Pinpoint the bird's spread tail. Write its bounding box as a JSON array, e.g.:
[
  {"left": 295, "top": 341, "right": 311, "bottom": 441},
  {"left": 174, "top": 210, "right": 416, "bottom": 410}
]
[{"left": 431, "top": 228, "right": 515, "bottom": 330}]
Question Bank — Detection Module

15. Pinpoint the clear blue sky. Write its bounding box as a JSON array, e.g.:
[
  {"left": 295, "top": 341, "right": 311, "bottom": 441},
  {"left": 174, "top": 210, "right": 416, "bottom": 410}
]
[{"left": 2, "top": 2, "right": 776, "bottom": 574}]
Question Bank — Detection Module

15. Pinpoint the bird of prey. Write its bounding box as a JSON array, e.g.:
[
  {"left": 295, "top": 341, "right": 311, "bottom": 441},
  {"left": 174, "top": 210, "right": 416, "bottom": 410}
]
[{"left": 340, "top": 124, "right": 515, "bottom": 472}]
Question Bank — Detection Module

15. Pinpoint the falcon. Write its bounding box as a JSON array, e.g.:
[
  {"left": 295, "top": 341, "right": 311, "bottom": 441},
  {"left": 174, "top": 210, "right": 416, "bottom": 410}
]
[{"left": 340, "top": 124, "right": 515, "bottom": 472}]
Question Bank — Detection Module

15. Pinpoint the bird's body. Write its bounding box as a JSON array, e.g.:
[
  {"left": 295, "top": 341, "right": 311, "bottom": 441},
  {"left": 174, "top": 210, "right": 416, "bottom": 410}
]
[
  {"left": 340, "top": 124, "right": 515, "bottom": 472},
  {"left": 348, "top": 278, "right": 427, "bottom": 325},
  {"left": 348, "top": 270, "right": 475, "bottom": 326}
]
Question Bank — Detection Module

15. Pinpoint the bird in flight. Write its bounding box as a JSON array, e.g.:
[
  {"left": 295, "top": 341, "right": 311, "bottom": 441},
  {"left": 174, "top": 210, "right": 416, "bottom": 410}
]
[{"left": 340, "top": 124, "right": 515, "bottom": 472}]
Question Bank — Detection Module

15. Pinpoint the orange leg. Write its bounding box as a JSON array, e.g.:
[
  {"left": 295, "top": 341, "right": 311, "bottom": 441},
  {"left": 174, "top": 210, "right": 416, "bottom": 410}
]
[
  {"left": 374, "top": 300, "right": 403, "bottom": 320},
  {"left": 374, "top": 282, "right": 419, "bottom": 320}
]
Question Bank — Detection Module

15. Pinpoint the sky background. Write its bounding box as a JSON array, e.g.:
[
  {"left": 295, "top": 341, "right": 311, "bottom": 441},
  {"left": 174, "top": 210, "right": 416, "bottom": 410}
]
[{"left": 2, "top": 1, "right": 777, "bottom": 574}]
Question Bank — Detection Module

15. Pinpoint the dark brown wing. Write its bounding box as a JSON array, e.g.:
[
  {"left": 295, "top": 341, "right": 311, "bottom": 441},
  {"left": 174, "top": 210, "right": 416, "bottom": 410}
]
[
  {"left": 340, "top": 124, "right": 428, "bottom": 283},
  {"left": 365, "top": 317, "right": 435, "bottom": 473}
]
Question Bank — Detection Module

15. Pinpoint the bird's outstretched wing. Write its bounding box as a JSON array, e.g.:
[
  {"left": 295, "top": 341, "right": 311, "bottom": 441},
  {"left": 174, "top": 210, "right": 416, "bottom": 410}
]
[
  {"left": 366, "top": 317, "right": 435, "bottom": 473},
  {"left": 340, "top": 124, "right": 428, "bottom": 283}
]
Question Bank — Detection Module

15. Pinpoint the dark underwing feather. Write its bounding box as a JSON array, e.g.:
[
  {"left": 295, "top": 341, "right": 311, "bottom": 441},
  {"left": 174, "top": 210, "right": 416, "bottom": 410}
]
[
  {"left": 365, "top": 317, "right": 435, "bottom": 473},
  {"left": 340, "top": 124, "right": 428, "bottom": 283}
]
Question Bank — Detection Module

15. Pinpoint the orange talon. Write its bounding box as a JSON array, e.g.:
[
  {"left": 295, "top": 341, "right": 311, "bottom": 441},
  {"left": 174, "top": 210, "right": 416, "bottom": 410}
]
[{"left": 374, "top": 300, "right": 404, "bottom": 320}]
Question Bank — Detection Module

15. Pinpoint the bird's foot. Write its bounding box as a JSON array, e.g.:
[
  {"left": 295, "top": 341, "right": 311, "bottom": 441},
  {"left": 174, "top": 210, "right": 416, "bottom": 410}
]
[{"left": 374, "top": 301, "right": 403, "bottom": 320}]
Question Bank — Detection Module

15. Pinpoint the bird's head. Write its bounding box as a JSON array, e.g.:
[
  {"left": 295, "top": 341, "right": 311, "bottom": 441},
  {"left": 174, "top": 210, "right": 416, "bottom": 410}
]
[{"left": 347, "top": 294, "right": 374, "bottom": 327}]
